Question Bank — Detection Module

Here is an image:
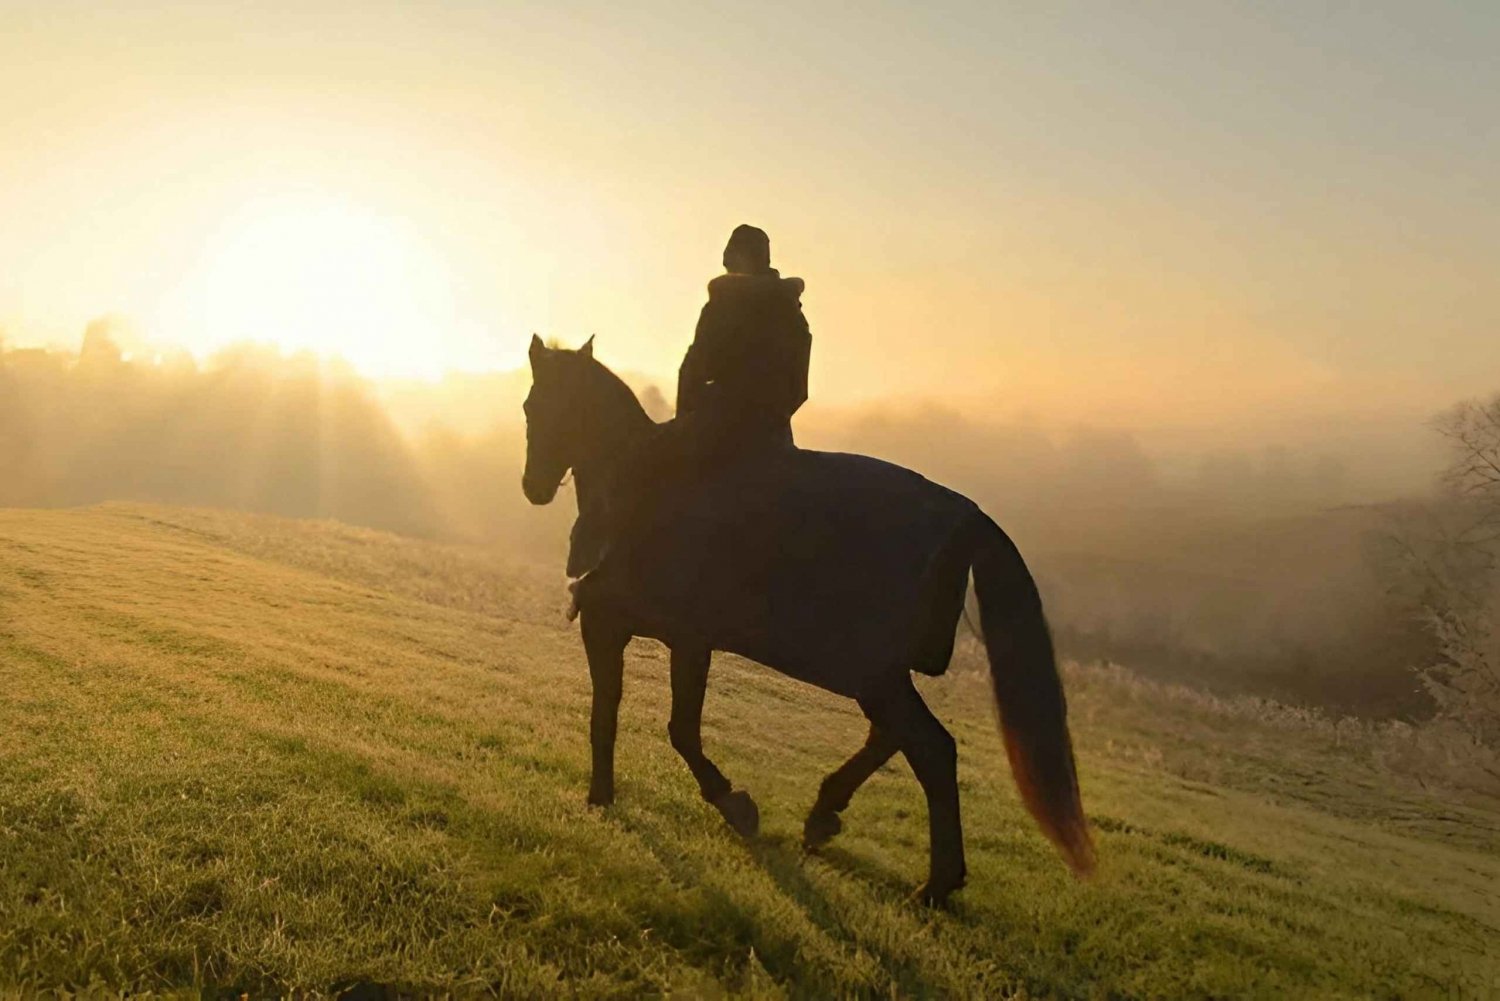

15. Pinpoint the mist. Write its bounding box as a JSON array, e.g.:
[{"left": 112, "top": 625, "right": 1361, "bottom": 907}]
[{"left": 2, "top": 321, "right": 1472, "bottom": 722}]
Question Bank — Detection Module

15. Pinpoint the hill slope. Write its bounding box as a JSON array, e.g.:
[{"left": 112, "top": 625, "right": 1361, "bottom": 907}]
[{"left": 0, "top": 504, "right": 1496, "bottom": 998}]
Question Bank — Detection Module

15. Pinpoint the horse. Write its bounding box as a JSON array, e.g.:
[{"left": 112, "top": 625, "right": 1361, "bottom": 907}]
[{"left": 521, "top": 335, "right": 1093, "bottom": 905}]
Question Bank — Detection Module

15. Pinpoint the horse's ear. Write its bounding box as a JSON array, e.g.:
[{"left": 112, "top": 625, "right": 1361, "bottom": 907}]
[
  {"left": 529, "top": 333, "right": 545, "bottom": 365},
  {"left": 579, "top": 335, "right": 595, "bottom": 360}
]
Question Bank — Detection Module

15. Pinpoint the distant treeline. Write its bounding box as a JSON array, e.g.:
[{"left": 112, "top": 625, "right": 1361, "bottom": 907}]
[
  {"left": 4, "top": 331, "right": 431, "bottom": 535},
  {"left": 0, "top": 330, "right": 1450, "bottom": 721}
]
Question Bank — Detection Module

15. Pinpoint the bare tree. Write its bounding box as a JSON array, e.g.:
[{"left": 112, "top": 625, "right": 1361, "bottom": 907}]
[
  {"left": 1381, "top": 395, "right": 1500, "bottom": 744},
  {"left": 1438, "top": 396, "right": 1500, "bottom": 532}
]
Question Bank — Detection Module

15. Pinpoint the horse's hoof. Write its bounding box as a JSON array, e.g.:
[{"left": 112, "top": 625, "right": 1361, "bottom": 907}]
[
  {"left": 802, "top": 809, "right": 841, "bottom": 851},
  {"left": 911, "top": 868, "right": 966, "bottom": 909},
  {"left": 586, "top": 788, "right": 614, "bottom": 808},
  {"left": 910, "top": 881, "right": 954, "bottom": 909},
  {"left": 713, "top": 789, "right": 760, "bottom": 837}
]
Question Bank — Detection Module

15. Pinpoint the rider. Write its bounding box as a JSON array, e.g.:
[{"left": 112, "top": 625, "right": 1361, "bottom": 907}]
[
  {"left": 567, "top": 225, "right": 811, "bottom": 587},
  {"left": 677, "top": 224, "right": 811, "bottom": 460}
]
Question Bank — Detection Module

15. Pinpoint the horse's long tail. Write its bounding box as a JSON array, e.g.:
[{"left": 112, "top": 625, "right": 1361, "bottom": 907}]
[{"left": 970, "top": 514, "right": 1095, "bottom": 877}]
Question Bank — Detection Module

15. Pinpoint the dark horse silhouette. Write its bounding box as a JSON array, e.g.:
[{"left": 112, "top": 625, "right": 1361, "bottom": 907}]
[{"left": 521, "top": 336, "right": 1093, "bottom": 905}]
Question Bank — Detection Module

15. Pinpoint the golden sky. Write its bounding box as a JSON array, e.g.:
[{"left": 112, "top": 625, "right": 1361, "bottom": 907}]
[{"left": 2, "top": 1, "right": 1496, "bottom": 428}]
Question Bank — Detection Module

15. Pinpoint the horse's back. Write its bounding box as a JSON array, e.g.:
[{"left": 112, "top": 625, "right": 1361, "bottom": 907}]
[{"left": 606, "top": 447, "right": 981, "bottom": 697}]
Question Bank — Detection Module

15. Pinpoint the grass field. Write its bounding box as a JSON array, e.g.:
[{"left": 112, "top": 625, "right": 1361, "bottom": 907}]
[{"left": 1, "top": 504, "right": 1497, "bottom": 998}]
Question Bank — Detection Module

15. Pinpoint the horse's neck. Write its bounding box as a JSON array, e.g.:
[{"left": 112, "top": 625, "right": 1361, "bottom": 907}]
[{"left": 575, "top": 366, "right": 655, "bottom": 510}]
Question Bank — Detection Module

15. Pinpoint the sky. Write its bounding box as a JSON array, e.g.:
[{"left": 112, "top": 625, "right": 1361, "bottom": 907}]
[{"left": 1, "top": 0, "right": 1497, "bottom": 434}]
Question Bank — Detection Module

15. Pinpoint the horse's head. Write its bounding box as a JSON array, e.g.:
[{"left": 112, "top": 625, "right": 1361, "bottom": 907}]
[{"left": 522, "top": 333, "right": 599, "bottom": 505}]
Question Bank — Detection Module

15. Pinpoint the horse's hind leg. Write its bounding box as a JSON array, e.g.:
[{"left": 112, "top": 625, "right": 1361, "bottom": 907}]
[
  {"left": 860, "top": 677, "right": 966, "bottom": 907},
  {"left": 803, "top": 723, "right": 899, "bottom": 850},
  {"left": 669, "top": 645, "right": 758, "bottom": 836}
]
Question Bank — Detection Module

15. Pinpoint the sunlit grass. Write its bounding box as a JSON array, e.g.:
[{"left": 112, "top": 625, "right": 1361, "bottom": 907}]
[{"left": 1, "top": 504, "right": 1496, "bottom": 997}]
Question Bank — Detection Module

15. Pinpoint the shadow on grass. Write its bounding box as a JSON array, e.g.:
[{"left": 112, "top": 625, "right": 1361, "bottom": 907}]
[
  {"left": 613, "top": 791, "right": 983, "bottom": 998},
  {"left": 809, "top": 841, "right": 918, "bottom": 899}
]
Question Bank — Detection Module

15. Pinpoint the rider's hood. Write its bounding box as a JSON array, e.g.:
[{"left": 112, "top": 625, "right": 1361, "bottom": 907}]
[{"left": 707, "top": 271, "right": 805, "bottom": 301}]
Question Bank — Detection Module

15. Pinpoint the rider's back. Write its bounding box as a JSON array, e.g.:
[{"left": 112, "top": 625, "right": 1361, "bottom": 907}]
[
  {"left": 680, "top": 270, "right": 810, "bottom": 449},
  {"left": 677, "top": 223, "right": 810, "bottom": 456}
]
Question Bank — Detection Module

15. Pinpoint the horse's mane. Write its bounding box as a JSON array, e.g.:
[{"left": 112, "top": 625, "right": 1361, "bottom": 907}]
[{"left": 582, "top": 355, "right": 655, "bottom": 430}]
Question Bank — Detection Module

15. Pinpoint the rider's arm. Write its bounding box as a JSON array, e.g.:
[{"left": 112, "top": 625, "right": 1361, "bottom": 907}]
[
  {"left": 768, "top": 298, "right": 811, "bottom": 419},
  {"left": 787, "top": 329, "right": 809, "bottom": 417},
  {"left": 676, "top": 341, "right": 707, "bottom": 415}
]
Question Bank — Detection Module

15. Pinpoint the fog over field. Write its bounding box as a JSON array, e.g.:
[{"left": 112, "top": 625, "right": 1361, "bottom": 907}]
[{"left": 2, "top": 323, "right": 1489, "bottom": 723}]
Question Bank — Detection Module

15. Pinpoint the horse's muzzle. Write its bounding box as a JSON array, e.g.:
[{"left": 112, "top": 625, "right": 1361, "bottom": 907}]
[{"left": 522, "top": 473, "right": 561, "bottom": 505}]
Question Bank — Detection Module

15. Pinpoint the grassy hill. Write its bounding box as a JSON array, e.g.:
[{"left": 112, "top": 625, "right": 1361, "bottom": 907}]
[{"left": 1, "top": 504, "right": 1496, "bottom": 998}]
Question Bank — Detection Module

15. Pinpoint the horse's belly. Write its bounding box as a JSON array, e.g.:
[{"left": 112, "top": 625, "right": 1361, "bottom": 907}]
[{"left": 719, "top": 630, "right": 915, "bottom": 700}]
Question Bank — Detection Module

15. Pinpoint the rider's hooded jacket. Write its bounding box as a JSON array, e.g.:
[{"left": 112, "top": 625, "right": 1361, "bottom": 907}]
[{"left": 676, "top": 270, "right": 810, "bottom": 451}]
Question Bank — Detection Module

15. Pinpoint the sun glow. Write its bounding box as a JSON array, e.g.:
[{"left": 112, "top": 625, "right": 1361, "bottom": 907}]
[{"left": 154, "top": 193, "right": 464, "bottom": 380}]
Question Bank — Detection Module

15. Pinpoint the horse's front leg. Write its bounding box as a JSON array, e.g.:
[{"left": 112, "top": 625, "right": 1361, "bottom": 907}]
[
  {"left": 669, "top": 645, "right": 758, "bottom": 836},
  {"left": 580, "top": 610, "right": 630, "bottom": 806}
]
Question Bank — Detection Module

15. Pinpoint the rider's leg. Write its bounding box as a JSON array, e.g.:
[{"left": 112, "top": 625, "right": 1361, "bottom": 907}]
[{"left": 569, "top": 418, "right": 692, "bottom": 618}]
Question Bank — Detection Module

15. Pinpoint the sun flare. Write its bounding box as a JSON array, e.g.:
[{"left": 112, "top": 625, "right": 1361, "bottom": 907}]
[{"left": 155, "top": 193, "right": 461, "bottom": 380}]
